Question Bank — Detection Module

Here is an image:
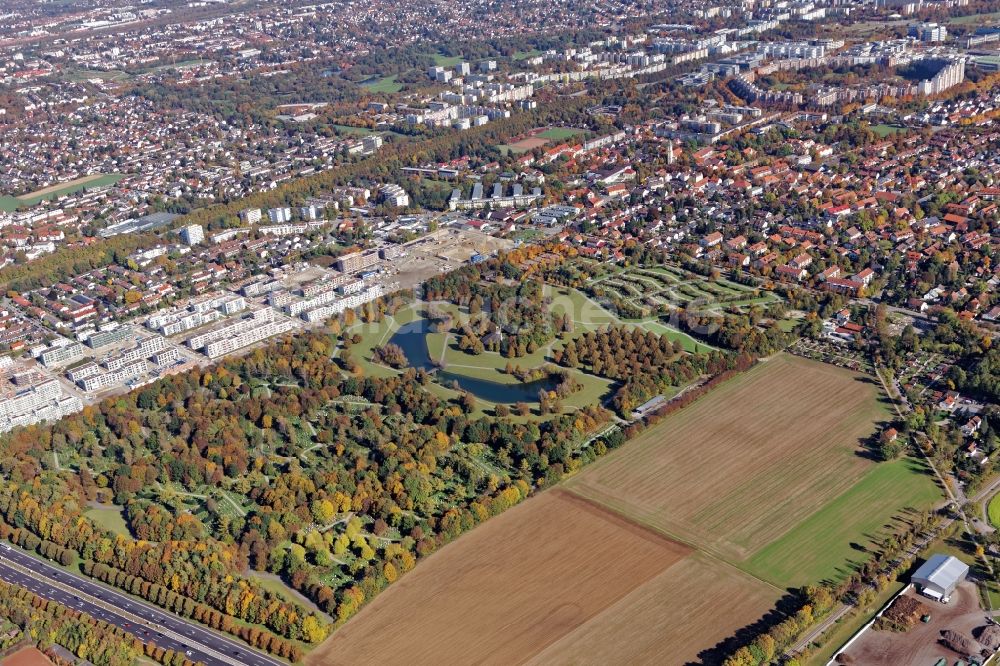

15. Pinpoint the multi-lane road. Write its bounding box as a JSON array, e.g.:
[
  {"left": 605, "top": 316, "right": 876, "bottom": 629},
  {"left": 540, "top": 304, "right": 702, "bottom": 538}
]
[{"left": 0, "top": 543, "right": 286, "bottom": 666}]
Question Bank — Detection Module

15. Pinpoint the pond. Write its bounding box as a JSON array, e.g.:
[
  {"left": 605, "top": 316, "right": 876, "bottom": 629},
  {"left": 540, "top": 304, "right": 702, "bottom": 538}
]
[{"left": 388, "top": 320, "right": 559, "bottom": 403}]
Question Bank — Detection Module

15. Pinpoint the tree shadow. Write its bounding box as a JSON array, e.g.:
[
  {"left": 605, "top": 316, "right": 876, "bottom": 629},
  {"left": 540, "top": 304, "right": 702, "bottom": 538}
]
[{"left": 690, "top": 591, "right": 803, "bottom": 665}]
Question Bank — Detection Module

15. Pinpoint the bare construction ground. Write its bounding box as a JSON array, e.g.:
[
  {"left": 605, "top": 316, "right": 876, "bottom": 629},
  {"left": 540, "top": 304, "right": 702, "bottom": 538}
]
[
  {"left": 392, "top": 227, "right": 513, "bottom": 290},
  {"left": 836, "top": 582, "right": 989, "bottom": 665}
]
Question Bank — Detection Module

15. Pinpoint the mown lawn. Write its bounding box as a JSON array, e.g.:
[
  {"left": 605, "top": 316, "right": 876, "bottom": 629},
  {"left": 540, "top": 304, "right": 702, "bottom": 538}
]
[
  {"left": 988, "top": 493, "right": 1000, "bottom": 529},
  {"left": 537, "top": 127, "right": 586, "bottom": 141},
  {"left": 432, "top": 53, "right": 464, "bottom": 67},
  {"left": 871, "top": 123, "right": 907, "bottom": 138},
  {"left": 745, "top": 456, "right": 941, "bottom": 588},
  {"left": 84, "top": 506, "right": 131, "bottom": 538},
  {"left": 640, "top": 320, "right": 715, "bottom": 353},
  {"left": 362, "top": 75, "right": 403, "bottom": 93}
]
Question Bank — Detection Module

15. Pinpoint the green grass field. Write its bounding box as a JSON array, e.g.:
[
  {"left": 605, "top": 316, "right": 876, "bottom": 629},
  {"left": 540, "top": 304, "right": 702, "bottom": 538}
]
[
  {"left": 640, "top": 321, "right": 715, "bottom": 353},
  {"left": 345, "top": 307, "right": 422, "bottom": 379},
  {"left": 333, "top": 124, "right": 374, "bottom": 136},
  {"left": 871, "top": 123, "right": 907, "bottom": 138},
  {"left": 545, "top": 285, "right": 620, "bottom": 330},
  {"left": 949, "top": 10, "right": 1000, "bottom": 24},
  {"left": 987, "top": 493, "right": 1000, "bottom": 529},
  {"left": 0, "top": 173, "right": 123, "bottom": 212},
  {"left": 537, "top": 127, "right": 586, "bottom": 141},
  {"left": 776, "top": 317, "right": 800, "bottom": 332},
  {"left": 84, "top": 506, "right": 131, "bottom": 538},
  {"left": 362, "top": 75, "right": 403, "bottom": 93},
  {"left": 432, "top": 54, "right": 465, "bottom": 67},
  {"left": 745, "top": 456, "right": 941, "bottom": 587},
  {"left": 512, "top": 49, "right": 541, "bottom": 61}
]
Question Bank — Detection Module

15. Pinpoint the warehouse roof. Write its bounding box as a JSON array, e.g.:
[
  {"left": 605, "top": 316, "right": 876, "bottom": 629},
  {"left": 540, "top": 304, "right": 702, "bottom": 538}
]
[{"left": 911, "top": 554, "right": 969, "bottom": 591}]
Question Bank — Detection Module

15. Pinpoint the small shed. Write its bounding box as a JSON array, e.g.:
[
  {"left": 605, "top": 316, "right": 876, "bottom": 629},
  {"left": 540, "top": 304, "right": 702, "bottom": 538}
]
[{"left": 911, "top": 554, "right": 969, "bottom": 601}]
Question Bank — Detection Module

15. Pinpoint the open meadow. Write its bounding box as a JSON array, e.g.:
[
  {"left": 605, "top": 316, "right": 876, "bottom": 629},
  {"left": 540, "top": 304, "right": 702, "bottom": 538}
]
[
  {"left": 345, "top": 287, "right": 624, "bottom": 417},
  {"left": 745, "top": 456, "right": 940, "bottom": 586},
  {"left": 361, "top": 74, "right": 403, "bottom": 93},
  {"left": 566, "top": 353, "right": 894, "bottom": 562}
]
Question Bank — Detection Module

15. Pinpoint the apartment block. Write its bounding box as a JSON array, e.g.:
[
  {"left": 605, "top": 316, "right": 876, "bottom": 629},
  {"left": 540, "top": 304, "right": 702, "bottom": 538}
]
[
  {"left": 80, "top": 358, "right": 147, "bottom": 392},
  {"left": 335, "top": 250, "right": 381, "bottom": 273},
  {"left": 0, "top": 371, "right": 82, "bottom": 433},
  {"left": 104, "top": 336, "right": 166, "bottom": 371},
  {"left": 239, "top": 208, "right": 262, "bottom": 225},
  {"left": 301, "top": 284, "right": 385, "bottom": 323},
  {"left": 39, "top": 342, "right": 85, "bottom": 368},
  {"left": 180, "top": 224, "right": 204, "bottom": 246}
]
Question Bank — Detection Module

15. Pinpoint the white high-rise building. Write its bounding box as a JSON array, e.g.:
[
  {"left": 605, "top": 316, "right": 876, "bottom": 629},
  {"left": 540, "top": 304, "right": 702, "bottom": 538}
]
[
  {"left": 180, "top": 224, "right": 204, "bottom": 246},
  {"left": 268, "top": 207, "right": 292, "bottom": 224},
  {"left": 239, "top": 208, "right": 262, "bottom": 225}
]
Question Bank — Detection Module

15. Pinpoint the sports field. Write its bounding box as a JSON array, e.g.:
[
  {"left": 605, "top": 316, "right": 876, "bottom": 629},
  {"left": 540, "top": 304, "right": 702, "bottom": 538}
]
[
  {"left": 499, "top": 136, "right": 549, "bottom": 154},
  {"left": 567, "top": 353, "right": 893, "bottom": 561},
  {"left": 988, "top": 492, "right": 1000, "bottom": 529},
  {"left": 537, "top": 126, "right": 585, "bottom": 141},
  {"left": 306, "top": 490, "right": 697, "bottom": 666},
  {"left": 0, "top": 173, "right": 123, "bottom": 212}
]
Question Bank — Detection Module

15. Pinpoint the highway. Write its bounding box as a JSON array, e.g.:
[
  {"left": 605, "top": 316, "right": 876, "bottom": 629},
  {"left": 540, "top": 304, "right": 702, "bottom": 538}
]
[{"left": 0, "top": 543, "right": 286, "bottom": 666}]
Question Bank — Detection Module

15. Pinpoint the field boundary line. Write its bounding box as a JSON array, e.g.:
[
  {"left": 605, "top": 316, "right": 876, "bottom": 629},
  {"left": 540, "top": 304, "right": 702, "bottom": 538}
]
[
  {"left": 551, "top": 489, "right": 694, "bottom": 554},
  {"left": 558, "top": 489, "right": 786, "bottom": 595}
]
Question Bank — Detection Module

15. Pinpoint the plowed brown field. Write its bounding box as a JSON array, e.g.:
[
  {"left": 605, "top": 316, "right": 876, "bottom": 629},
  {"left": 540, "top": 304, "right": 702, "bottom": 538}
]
[{"left": 306, "top": 490, "right": 694, "bottom": 666}]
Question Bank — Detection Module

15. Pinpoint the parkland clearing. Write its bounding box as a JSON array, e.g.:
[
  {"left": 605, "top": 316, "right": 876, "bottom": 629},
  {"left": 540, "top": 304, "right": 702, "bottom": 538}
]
[{"left": 312, "top": 349, "right": 943, "bottom": 665}]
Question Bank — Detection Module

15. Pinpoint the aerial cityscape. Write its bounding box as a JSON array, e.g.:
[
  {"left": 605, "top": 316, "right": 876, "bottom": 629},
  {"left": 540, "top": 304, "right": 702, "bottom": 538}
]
[{"left": 0, "top": 0, "right": 998, "bottom": 664}]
